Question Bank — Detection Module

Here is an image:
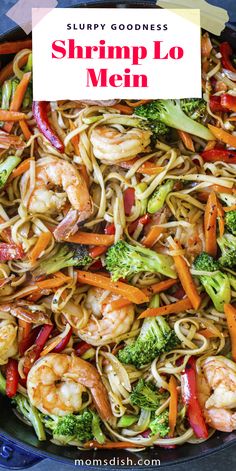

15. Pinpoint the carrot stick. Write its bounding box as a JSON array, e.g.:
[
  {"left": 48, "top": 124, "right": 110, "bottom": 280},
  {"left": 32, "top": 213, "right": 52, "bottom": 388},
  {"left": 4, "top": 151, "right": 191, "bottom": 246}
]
[
  {"left": 8, "top": 158, "right": 33, "bottom": 182},
  {"left": 138, "top": 298, "right": 192, "bottom": 319},
  {"left": 66, "top": 232, "right": 114, "bottom": 246},
  {"left": 198, "top": 328, "right": 217, "bottom": 339},
  {"left": 111, "top": 104, "right": 132, "bottom": 114},
  {"left": 168, "top": 375, "right": 178, "bottom": 437},
  {"left": 18, "top": 319, "right": 32, "bottom": 339},
  {"left": 171, "top": 242, "right": 201, "bottom": 310},
  {"left": 0, "top": 39, "right": 32, "bottom": 55},
  {"left": 210, "top": 185, "right": 236, "bottom": 195},
  {"left": 19, "top": 120, "right": 32, "bottom": 140},
  {"left": 0, "top": 216, "right": 13, "bottom": 243},
  {"left": 0, "top": 110, "right": 26, "bottom": 121},
  {"left": 35, "top": 277, "right": 72, "bottom": 290},
  {"left": 177, "top": 130, "right": 195, "bottom": 152},
  {"left": 142, "top": 226, "right": 164, "bottom": 248},
  {"left": 204, "top": 140, "right": 216, "bottom": 151},
  {"left": 0, "top": 54, "right": 29, "bottom": 85},
  {"left": 3, "top": 71, "right": 31, "bottom": 133},
  {"left": 109, "top": 279, "right": 178, "bottom": 310},
  {"left": 224, "top": 304, "right": 236, "bottom": 362},
  {"left": 208, "top": 124, "right": 236, "bottom": 148},
  {"left": 84, "top": 441, "right": 143, "bottom": 449},
  {"left": 119, "top": 159, "right": 163, "bottom": 175},
  {"left": 89, "top": 246, "right": 107, "bottom": 258},
  {"left": 216, "top": 197, "right": 225, "bottom": 238},
  {"left": 76, "top": 270, "right": 148, "bottom": 304},
  {"left": 204, "top": 192, "right": 217, "bottom": 257},
  {"left": 29, "top": 232, "right": 51, "bottom": 263}
]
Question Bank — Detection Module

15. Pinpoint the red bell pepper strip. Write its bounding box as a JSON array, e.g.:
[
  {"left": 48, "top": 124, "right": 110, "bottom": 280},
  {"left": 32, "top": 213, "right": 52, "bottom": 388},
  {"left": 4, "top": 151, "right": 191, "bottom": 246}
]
[
  {"left": 104, "top": 223, "right": 115, "bottom": 235},
  {"left": 128, "top": 214, "right": 151, "bottom": 234},
  {"left": 123, "top": 188, "right": 135, "bottom": 216},
  {"left": 201, "top": 149, "right": 236, "bottom": 163},
  {"left": 33, "top": 101, "right": 65, "bottom": 153},
  {"left": 89, "top": 259, "right": 103, "bottom": 272},
  {"left": 23, "top": 324, "right": 53, "bottom": 376},
  {"left": 221, "top": 94, "right": 236, "bottom": 112},
  {"left": 209, "top": 95, "right": 228, "bottom": 113},
  {"left": 0, "top": 243, "right": 24, "bottom": 261},
  {"left": 53, "top": 326, "right": 73, "bottom": 353},
  {"left": 181, "top": 356, "right": 208, "bottom": 439},
  {"left": 220, "top": 42, "right": 236, "bottom": 73},
  {"left": 75, "top": 341, "right": 92, "bottom": 357},
  {"left": 18, "top": 326, "right": 41, "bottom": 356},
  {"left": 6, "top": 359, "right": 19, "bottom": 398}
]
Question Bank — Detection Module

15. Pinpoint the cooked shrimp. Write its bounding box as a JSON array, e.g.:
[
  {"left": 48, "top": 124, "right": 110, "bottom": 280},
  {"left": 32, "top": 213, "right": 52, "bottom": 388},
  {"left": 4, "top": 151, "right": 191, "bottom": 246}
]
[
  {"left": 197, "top": 356, "right": 236, "bottom": 432},
  {"left": 90, "top": 126, "right": 151, "bottom": 163},
  {"left": 27, "top": 353, "right": 112, "bottom": 421},
  {"left": 77, "top": 288, "right": 135, "bottom": 346},
  {"left": 20, "top": 156, "right": 93, "bottom": 238},
  {"left": 0, "top": 301, "right": 52, "bottom": 325},
  {"left": 0, "top": 320, "right": 18, "bottom": 364}
]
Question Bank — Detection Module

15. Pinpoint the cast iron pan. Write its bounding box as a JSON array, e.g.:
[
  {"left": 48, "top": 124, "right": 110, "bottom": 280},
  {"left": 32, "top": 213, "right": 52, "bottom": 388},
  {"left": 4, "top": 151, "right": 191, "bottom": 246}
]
[{"left": 0, "top": 0, "right": 236, "bottom": 468}]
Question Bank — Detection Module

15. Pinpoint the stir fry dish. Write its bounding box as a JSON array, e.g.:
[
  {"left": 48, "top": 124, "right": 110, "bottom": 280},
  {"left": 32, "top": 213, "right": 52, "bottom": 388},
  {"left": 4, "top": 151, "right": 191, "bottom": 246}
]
[{"left": 0, "top": 33, "right": 236, "bottom": 450}]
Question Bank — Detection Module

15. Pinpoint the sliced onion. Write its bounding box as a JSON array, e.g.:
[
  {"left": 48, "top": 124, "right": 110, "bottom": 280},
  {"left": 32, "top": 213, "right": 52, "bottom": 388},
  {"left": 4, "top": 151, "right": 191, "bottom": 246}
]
[
  {"left": 102, "top": 352, "right": 131, "bottom": 392},
  {"left": 223, "top": 68, "right": 236, "bottom": 82}
]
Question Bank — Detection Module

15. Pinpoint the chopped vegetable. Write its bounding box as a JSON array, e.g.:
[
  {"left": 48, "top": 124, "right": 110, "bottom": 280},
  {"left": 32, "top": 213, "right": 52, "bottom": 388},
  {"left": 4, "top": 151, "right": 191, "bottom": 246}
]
[
  {"left": 201, "top": 149, "right": 236, "bottom": 163},
  {"left": 147, "top": 180, "right": 174, "bottom": 214},
  {"left": 0, "top": 155, "right": 21, "bottom": 188},
  {"left": 219, "top": 42, "right": 236, "bottom": 73},
  {"left": 168, "top": 375, "right": 178, "bottom": 437},
  {"left": 177, "top": 130, "right": 195, "bottom": 151},
  {"left": 0, "top": 110, "right": 26, "bottom": 121},
  {"left": 124, "top": 188, "right": 135, "bottom": 216},
  {"left": 76, "top": 270, "right": 148, "bottom": 304},
  {"left": 105, "top": 240, "right": 177, "bottom": 281},
  {"left": 35, "top": 243, "right": 92, "bottom": 276},
  {"left": 204, "top": 192, "right": 217, "bottom": 257},
  {"left": 208, "top": 124, "right": 236, "bottom": 148},
  {"left": 12, "top": 394, "right": 46, "bottom": 441},
  {"left": 181, "top": 356, "right": 208, "bottom": 439},
  {"left": 218, "top": 233, "right": 236, "bottom": 268},
  {"left": 29, "top": 232, "right": 51, "bottom": 263},
  {"left": 66, "top": 231, "right": 114, "bottom": 246},
  {"left": 224, "top": 304, "right": 236, "bottom": 362},
  {"left": 209, "top": 95, "right": 227, "bottom": 113},
  {"left": 130, "top": 379, "right": 165, "bottom": 411},
  {"left": 142, "top": 226, "right": 163, "bottom": 248},
  {"left": 225, "top": 210, "right": 236, "bottom": 235},
  {"left": 33, "top": 101, "right": 65, "bottom": 153},
  {"left": 117, "top": 415, "right": 138, "bottom": 427},
  {"left": 3, "top": 72, "right": 31, "bottom": 133},
  {"left": 149, "top": 410, "right": 170, "bottom": 438},
  {"left": 120, "top": 159, "right": 163, "bottom": 175},
  {"left": 194, "top": 252, "right": 231, "bottom": 312},
  {"left": 0, "top": 39, "right": 32, "bottom": 55},
  {"left": 6, "top": 359, "right": 19, "bottom": 398},
  {"left": 0, "top": 242, "right": 24, "bottom": 261},
  {"left": 139, "top": 298, "right": 192, "bottom": 319},
  {"left": 221, "top": 94, "right": 236, "bottom": 112},
  {"left": 0, "top": 54, "right": 29, "bottom": 85}
]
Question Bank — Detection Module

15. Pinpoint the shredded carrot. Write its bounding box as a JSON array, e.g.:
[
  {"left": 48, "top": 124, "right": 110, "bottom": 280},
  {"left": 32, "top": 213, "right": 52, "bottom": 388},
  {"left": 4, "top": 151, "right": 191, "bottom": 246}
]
[
  {"left": 142, "top": 226, "right": 164, "bottom": 248},
  {"left": 35, "top": 277, "right": 72, "bottom": 290},
  {"left": 53, "top": 271, "right": 72, "bottom": 281},
  {"left": 89, "top": 245, "right": 107, "bottom": 258},
  {"left": 29, "top": 232, "right": 51, "bottom": 264},
  {"left": 0, "top": 39, "right": 32, "bottom": 55},
  {"left": 0, "top": 54, "right": 29, "bottom": 85},
  {"left": 170, "top": 242, "right": 201, "bottom": 310},
  {"left": 125, "top": 100, "right": 152, "bottom": 107},
  {"left": 204, "top": 140, "right": 216, "bottom": 151},
  {"left": 198, "top": 328, "right": 217, "bottom": 339},
  {"left": 216, "top": 197, "right": 225, "bottom": 238},
  {"left": 18, "top": 319, "right": 32, "bottom": 339},
  {"left": 8, "top": 158, "right": 33, "bottom": 182},
  {"left": 66, "top": 232, "right": 114, "bottom": 246},
  {"left": 76, "top": 270, "right": 148, "bottom": 304},
  {"left": 0, "top": 216, "right": 13, "bottom": 243},
  {"left": 224, "top": 304, "right": 236, "bottom": 362},
  {"left": 84, "top": 441, "right": 143, "bottom": 449},
  {"left": 0, "top": 131, "right": 24, "bottom": 150},
  {"left": 228, "top": 116, "right": 236, "bottom": 121},
  {"left": 3, "top": 71, "right": 31, "bottom": 133},
  {"left": 177, "top": 130, "right": 195, "bottom": 152},
  {"left": 201, "top": 33, "right": 212, "bottom": 58},
  {"left": 0, "top": 110, "right": 26, "bottom": 121},
  {"left": 208, "top": 124, "right": 236, "bottom": 148},
  {"left": 109, "top": 279, "right": 177, "bottom": 311},
  {"left": 168, "top": 375, "right": 178, "bottom": 437},
  {"left": 223, "top": 205, "right": 236, "bottom": 212},
  {"left": 119, "top": 159, "right": 163, "bottom": 175},
  {"left": 210, "top": 185, "right": 236, "bottom": 195},
  {"left": 138, "top": 298, "right": 192, "bottom": 319},
  {"left": 111, "top": 104, "right": 132, "bottom": 114},
  {"left": 204, "top": 191, "right": 217, "bottom": 257},
  {"left": 19, "top": 120, "right": 32, "bottom": 140}
]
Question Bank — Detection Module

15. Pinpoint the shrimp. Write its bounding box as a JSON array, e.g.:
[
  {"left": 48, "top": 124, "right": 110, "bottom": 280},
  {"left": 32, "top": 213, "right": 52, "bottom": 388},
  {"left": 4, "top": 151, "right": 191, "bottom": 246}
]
[
  {"left": 0, "top": 320, "right": 18, "bottom": 364},
  {"left": 0, "top": 301, "right": 52, "bottom": 325},
  {"left": 90, "top": 126, "right": 151, "bottom": 163},
  {"left": 77, "top": 288, "right": 135, "bottom": 346},
  {"left": 197, "top": 355, "right": 236, "bottom": 432},
  {"left": 20, "top": 156, "right": 93, "bottom": 239},
  {"left": 27, "top": 353, "right": 112, "bottom": 421}
]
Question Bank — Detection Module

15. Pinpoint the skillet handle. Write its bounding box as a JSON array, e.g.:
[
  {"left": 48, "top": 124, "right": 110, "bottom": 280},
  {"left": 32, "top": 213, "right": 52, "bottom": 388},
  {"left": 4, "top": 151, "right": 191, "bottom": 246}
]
[{"left": 0, "top": 435, "right": 42, "bottom": 469}]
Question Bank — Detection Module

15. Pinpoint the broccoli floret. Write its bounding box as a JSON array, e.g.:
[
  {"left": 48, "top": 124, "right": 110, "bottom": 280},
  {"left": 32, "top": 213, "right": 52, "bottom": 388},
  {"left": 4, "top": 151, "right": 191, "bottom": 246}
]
[
  {"left": 180, "top": 98, "right": 207, "bottom": 121},
  {"left": 0, "top": 156, "right": 21, "bottom": 188},
  {"left": 118, "top": 295, "right": 178, "bottom": 368},
  {"left": 218, "top": 234, "right": 236, "bottom": 269},
  {"left": 147, "top": 180, "right": 174, "bottom": 214},
  {"left": 105, "top": 240, "right": 177, "bottom": 281},
  {"left": 12, "top": 394, "right": 46, "bottom": 441},
  {"left": 149, "top": 410, "right": 170, "bottom": 438},
  {"left": 135, "top": 100, "right": 213, "bottom": 140},
  {"left": 225, "top": 210, "right": 236, "bottom": 236},
  {"left": 194, "top": 252, "right": 231, "bottom": 312},
  {"left": 41, "top": 410, "right": 105, "bottom": 444},
  {"left": 35, "top": 243, "right": 92, "bottom": 275},
  {"left": 130, "top": 379, "right": 165, "bottom": 411}
]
